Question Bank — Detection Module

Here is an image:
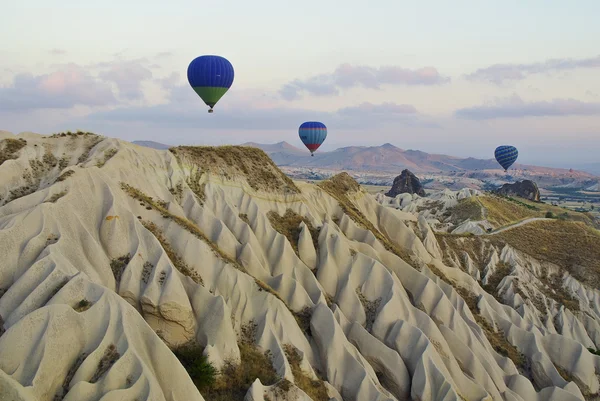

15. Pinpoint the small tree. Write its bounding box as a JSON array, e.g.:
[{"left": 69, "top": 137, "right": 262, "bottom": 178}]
[{"left": 545, "top": 211, "right": 555, "bottom": 219}]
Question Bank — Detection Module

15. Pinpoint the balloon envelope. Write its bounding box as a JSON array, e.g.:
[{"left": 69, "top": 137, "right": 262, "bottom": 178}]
[
  {"left": 299, "top": 122, "right": 327, "bottom": 155},
  {"left": 187, "top": 55, "right": 234, "bottom": 111},
  {"left": 494, "top": 145, "right": 519, "bottom": 171}
]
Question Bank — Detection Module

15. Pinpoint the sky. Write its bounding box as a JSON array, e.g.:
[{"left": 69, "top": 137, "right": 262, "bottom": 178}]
[{"left": 1, "top": 0, "right": 599, "bottom": 168}]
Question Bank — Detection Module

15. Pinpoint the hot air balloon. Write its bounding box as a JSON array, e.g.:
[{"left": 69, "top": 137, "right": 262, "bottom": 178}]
[
  {"left": 299, "top": 122, "right": 327, "bottom": 156},
  {"left": 187, "top": 55, "right": 234, "bottom": 113},
  {"left": 494, "top": 145, "right": 518, "bottom": 172}
]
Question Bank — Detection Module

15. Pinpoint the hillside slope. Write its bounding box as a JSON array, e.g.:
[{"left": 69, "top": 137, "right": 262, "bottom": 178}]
[{"left": 1, "top": 132, "right": 599, "bottom": 401}]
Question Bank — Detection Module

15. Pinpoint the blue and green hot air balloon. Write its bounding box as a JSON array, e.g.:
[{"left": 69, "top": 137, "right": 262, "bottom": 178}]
[
  {"left": 494, "top": 145, "right": 518, "bottom": 172},
  {"left": 299, "top": 122, "right": 327, "bottom": 156},
  {"left": 187, "top": 55, "right": 234, "bottom": 113}
]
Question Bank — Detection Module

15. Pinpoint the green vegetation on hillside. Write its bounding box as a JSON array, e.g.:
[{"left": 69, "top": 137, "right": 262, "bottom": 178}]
[
  {"left": 284, "top": 344, "right": 329, "bottom": 401},
  {"left": 447, "top": 194, "right": 596, "bottom": 229},
  {"left": 448, "top": 198, "right": 484, "bottom": 224},
  {"left": 478, "top": 196, "right": 540, "bottom": 226},
  {"left": 496, "top": 220, "right": 600, "bottom": 287},
  {"left": 186, "top": 322, "right": 280, "bottom": 401}
]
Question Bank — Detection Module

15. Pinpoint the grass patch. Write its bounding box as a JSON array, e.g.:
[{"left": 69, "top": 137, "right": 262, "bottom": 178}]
[
  {"left": 238, "top": 213, "right": 250, "bottom": 225},
  {"left": 284, "top": 344, "right": 329, "bottom": 401},
  {"left": 448, "top": 197, "right": 484, "bottom": 224},
  {"left": 496, "top": 220, "right": 600, "bottom": 289},
  {"left": 58, "top": 155, "right": 69, "bottom": 170},
  {"left": 3, "top": 153, "right": 64, "bottom": 205},
  {"left": 90, "top": 344, "right": 120, "bottom": 383},
  {"left": 503, "top": 194, "right": 595, "bottom": 226},
  {"left": 356, "top": 289, "right": 381, "bottom": 332},
  {"left": 544, "top": 273, "right": 580, "bottom": 312},
  {"left": 203, "top": 341, "right": 279, "bottom": 401},
  {"left": 74, "top": 299, "right": 92, "bottom": 312},
  {"left": 49, "top": 130, "right": 96, "bottom": 138},
  {"left": 267, "top": 209, "right": 320, "bottom": 257},
  {"left": 174, "top": 343, "right": 217, "bottom": 390},
  {"left": 45, "top": 190, "right": 67, "bottom": 203},
  {"left": 434, "top": 233, "right": 490, "bottom": 270},
  {"left": 254, "top": 278, "right": 312, "bottom": 335},
  {"left": 169, "top": 182, "right": 184, "bottom": 204},
  {"left": 0, "top": 138, "right": 27, "bottom": 166},
  {"left": 110, "top": 254, "right": 131, "bottom": 285},
  {"left": 186, "top": 167, "right": 207, "bottom": 205},
  {"left": 54, "top": 353, "right": 87, "bottom": 400},
  {"left": 46, "top": 279, "right": 69, "bottom": 303},
  {"left": 142, "top": 220, "right": 203, "bottom": 285},
  {"left": 437, "top": 230, "right": 583, "bottom": 312},
  {"left": 479, "top": 196, "right": 541, "bottom": 227},
  {"left": 318, "top": 173, "right": 416, "bottom": 268},
  {"left": 96, "top": 148, "right": 117, "bottom": 168},
  {"left": 77, "top": 135, "right": 103, "bottom": 164},
  {"left": 56, "top": 170, "right": 75, "bottom": 182},
  {"left": 294, "top": 307, "right": 313, "bottom": 336},
  {"left": 169, "top": 145, "right": 300, "bottom": 194},
  {"left": 588, "top": 348, "right": 600, "bottom": 357},
  {"left": 142, "top": 261, "right": 153, "bottom": 284},
  {"left": 482, "top": 261, "right": 512, "bottom": 299},
  {"left": 159, "top": 271, "right": 167, "bottom": 286}
]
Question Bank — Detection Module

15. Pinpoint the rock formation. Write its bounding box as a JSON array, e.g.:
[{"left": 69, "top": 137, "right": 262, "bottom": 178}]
[
  {"left": 385, "top": 169, "right": 426, "bottom": 197},
  {"left": 1, "top": 131, "right": 599, "bottom": 401},
  {"left": 496, "top": 180, "right": 541, "bottom": 201}
]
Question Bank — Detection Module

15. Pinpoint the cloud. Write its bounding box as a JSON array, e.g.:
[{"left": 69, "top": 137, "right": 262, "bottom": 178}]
[
  {"left": 157, "top": 72, "right": 181, "bottom": 90},
  {"left": 0, "top": 64, "right": 116, "bottom": 111},
  {"left": 85, "top": 88, "right": 426, "bottom": 131},
  {"left": 466, "top": 55, "right": 600, "bottom": 84},
  {"left": 49, "top": 49, "right": 67, "bottom": 56},
  {"left": 155, "top": 52, "right": 173, "bottom": 59},
  {"left": 337, "top": 102, "right": 417, "bottom": 116},
  {"left": 455, "top": 95, "right": 600, "bottom": 120},
  {"left": 279, "top": 63, "right": 450, "bottom": 100},
  {"left": 96, "top": 60, "right": 154, "bottom": 100}
]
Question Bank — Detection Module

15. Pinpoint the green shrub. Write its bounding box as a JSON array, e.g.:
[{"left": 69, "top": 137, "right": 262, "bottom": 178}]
[
  {"left": 174, "top": 344, "right": 217, "bottom": 390},
  {"left": 588, "top": 347, "right": 600, "bottom": 356},
  {"left": 545, "top": 211, "right": 555, "bottom": 219}
]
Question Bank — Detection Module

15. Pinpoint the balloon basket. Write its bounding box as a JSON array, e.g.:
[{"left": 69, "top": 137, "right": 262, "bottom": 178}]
[{"left": 208, "top": 109, "right": 214, "bottom": 113}]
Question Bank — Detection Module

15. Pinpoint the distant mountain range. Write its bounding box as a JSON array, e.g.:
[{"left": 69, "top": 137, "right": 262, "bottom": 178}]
[
  {"left": 129, "top": 139, "right": 598, "bottom": 178},
  {"left": 131, "top": 140, "right": 171, "bottom": 150},
  {"left": 240, "top": 141, "right": 597, "bottom": 177}
]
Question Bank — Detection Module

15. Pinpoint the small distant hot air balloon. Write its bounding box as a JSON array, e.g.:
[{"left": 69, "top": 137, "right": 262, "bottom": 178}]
[
  {"left": 299, "top": 122, "right": 327, "bottom": 156},
  {"left": 494, "top": 145, "right": 518, "bottom": 172},
  {"left": 187, "top": 55, "right": 234, "bottom": 113}
]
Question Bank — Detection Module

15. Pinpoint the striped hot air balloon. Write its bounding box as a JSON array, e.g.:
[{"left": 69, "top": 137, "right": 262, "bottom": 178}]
[
  {"left": 187, "top": 55, "right": 234, "bottom": 113},
  {"left": 494, "top": 145, "right": 519, "bottom": 172},
  {"left": 299, "top": 122, "right": 327, "bottom": 156}
]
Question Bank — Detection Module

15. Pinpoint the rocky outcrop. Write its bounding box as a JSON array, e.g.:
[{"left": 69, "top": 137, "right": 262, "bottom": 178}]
[
  {"left": 497, "top": 180, "right": 540, "bottom": 202},
  {"left": 386, "top": 169, "right": 426, "bottom": 197}
]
